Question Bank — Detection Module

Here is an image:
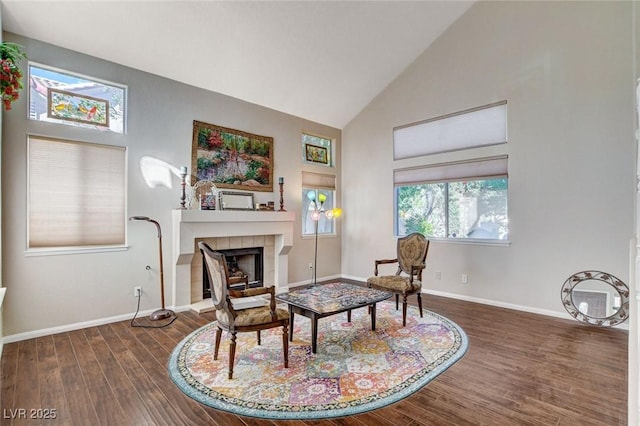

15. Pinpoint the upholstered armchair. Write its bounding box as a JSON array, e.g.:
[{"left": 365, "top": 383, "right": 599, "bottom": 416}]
[
  {"left": 367, "top": 233, "right": 430, "bottom": 326},
  {"left": 199, "top": 241, "right": 289, "bottom": 379}
]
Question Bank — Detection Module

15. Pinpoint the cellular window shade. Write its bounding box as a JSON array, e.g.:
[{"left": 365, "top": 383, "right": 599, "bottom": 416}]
[
  {"left": 394, "top": 156, "right": 508, "bottom": 186},
  {"left": 393, "top": 101, "right": 507, "bottom": 159},
  {"left": 301, "top": 171, "right": 336, "bottom": 190},
  {"left": 28, "top": 136, "right": 126, "bottom": 248}
]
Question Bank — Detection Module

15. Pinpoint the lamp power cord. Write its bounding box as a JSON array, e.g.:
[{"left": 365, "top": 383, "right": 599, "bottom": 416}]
[{"left": 130, "top": 292, "right": 177, "bottom": 328}]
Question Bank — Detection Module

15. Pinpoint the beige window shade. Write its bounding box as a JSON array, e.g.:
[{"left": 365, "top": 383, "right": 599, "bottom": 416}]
[
  {"left": 393, "top": 101, "right": 507, "bottom": 160},
  {"left": 301, "top": 171, "right": 336, "bottom": 190},
  {"left": 28, "top": 136, "right": 126, "bottom": 249},
  {"left": 394, "top": 156, "right": 508, "bottom": 186}
]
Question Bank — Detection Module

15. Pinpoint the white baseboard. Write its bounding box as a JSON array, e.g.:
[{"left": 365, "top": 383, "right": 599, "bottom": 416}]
[
  {"left": 2, "top": 304, "right": 191, "bottom": 344},
  {"left": 3, "top": 274, "right": 629, "bottom": 344},
  {"left": 345, "top": 275, "right": 630, "bottom": 330}
]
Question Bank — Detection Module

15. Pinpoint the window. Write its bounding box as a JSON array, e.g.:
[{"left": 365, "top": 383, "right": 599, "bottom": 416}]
[
  {"left": 395, "top": 176, "right": 508, "bottom": 240},
  {"left": 393, "top": 101, "right": 508, "bottom": 242},
  {"left": 28, "top": 63, "right": 126, "bottom": 133},
  {"left": 301, "top": 171, "right": 336, "bottom": 236},
  {"left": 302, "top": 133, "right": 332, "bottom": 166},
  {"left": 28, "top": 136, "right": 127, "bottom": 251}
]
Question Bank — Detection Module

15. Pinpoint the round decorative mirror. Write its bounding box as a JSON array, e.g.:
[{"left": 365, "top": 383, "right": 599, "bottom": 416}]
[{"left": 561, "top": 270, "right": 629, "bottom": 327}]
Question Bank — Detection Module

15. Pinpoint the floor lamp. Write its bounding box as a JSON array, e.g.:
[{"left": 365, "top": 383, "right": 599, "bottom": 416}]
[
  {"left": 307, "top": 191, "right": 342, "bottom": 286},
  {"left": 129, "top": 216, "right": 174, "bottom": 321}
]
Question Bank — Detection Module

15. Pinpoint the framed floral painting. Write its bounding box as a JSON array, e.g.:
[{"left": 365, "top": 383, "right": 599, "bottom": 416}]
[{"left": 191, "top": 121, "right": 273, "bottom": 192}]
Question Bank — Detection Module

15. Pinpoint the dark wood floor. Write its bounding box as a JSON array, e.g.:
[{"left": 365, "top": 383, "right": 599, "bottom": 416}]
[{"left": 1, "top": 293, "right": 628, "bottom": 425}]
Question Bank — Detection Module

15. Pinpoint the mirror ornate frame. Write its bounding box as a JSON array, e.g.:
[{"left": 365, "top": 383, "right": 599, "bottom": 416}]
[{"left": 561, "top": 270, "right": 629, "bottom": 327}]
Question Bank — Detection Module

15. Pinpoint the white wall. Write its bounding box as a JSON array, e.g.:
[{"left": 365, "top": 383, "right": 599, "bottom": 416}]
[
  {"left": 342, "top": 1, "right": 635, "bottom": 317},
  {"left": 1, "top": 33, "right": 341, "bottom": 338}
]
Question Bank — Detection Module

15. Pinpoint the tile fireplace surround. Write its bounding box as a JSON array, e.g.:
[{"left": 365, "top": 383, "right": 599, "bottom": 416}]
[{"left": 172, "top": 209, "right": 295, "bottom": 312}]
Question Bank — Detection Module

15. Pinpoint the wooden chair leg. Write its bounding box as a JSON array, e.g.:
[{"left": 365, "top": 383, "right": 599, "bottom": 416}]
[
  {"left": 228, "top": 331, "right": 237, "bottom": 380},
  {"left": 214, "top": 326, "right": 222, "bottom": 360},
  {"left": 257, "top": 330, "right": 261, "bottom": 345},
  {"left": 395, "top": 294, "right": 399, "bottom": 310},
  {"left": 402, "top": 294, "right": 409, "bottom": 327},
  {"left": 282, "top": 323, "right": 289, "bottom": 368},
  {"left": 417, "top": 293, "right": 423, "bottom": 318}
]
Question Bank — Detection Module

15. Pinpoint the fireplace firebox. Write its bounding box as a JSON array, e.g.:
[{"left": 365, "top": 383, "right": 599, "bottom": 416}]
[{"left": 202, "top": 247, "right": 264, "bottom": 298}]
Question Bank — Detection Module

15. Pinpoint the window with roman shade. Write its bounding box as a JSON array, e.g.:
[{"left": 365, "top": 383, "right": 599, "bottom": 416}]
[
  {"left": 28, "top": 135, "right": 127, "bottom": 250},
  {"left": 393, "top": 101, "right": 509, "bottom": 241},
  {"left": 301, "top": 171, "right": 337, "bottom": 236}
]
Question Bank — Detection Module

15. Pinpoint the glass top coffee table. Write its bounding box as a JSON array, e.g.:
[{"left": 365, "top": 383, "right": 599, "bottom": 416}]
[{"left": 276, "top": 282, "right": 392, "bottom": 353}]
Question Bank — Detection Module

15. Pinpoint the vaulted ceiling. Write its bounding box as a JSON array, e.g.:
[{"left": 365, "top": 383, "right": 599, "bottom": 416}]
[{"left": 1, "top": 1, "right": 474, "bottom": 129}]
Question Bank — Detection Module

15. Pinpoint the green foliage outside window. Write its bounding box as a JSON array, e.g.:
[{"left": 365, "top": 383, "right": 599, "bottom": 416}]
[{"left": 397, "top": 178, "right": 508, "bottom": 240}]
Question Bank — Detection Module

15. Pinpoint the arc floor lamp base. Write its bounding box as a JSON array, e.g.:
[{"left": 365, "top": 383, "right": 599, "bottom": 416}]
[{"left": 150, "top": 309, "right": 174, "bottom": 321}]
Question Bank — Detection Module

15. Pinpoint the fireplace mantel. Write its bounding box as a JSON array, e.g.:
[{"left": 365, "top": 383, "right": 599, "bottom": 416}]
[{"left": 171, "top": 209, "right": 295, "bottom": 310}]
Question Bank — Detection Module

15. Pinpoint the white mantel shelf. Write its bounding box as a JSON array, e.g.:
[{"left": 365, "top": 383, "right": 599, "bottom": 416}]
[
  {"left": 171, "top": 209, "right": 296, "bottom": 310},
  {"left": 173, "top": 209, "right": 295, "bottom": 224}
]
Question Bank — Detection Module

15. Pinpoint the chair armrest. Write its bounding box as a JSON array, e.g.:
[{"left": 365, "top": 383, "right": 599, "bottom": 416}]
[
  {"left": 409, "top": 263, "right": 426, "bottom": 283},
  {"left": 374, "top": 258, "right": 398, "bottom": 276},
  {"left": 231, "top": 287, "right": 272, "bottom": 298},
  {"left": 229, "top": 286, "right": 279, "bottom": 317}
]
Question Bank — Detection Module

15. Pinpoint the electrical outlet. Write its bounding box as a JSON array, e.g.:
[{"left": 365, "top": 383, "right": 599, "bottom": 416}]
[
  {"left": 461, "top": 274, "right": 468, "bottom": 284},
  {"left": 308, "top": 263, "right": 313, "bottom": 270},
  {"left": 435, "top": 271, "right": 442, "bottom": 280},
  {"left": 134, "top": 286, "right": 142, "bottom": 297}
]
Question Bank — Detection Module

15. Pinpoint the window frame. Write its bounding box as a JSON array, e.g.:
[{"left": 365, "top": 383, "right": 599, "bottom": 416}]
[
  {"left": 392, "top": 101, "right": 509, "bottom": 245},
  {"left": 302, "top": 132, "right": 333, "bottom": 167},
  {"left": 28, "top": 61, "right": 128, "bottom": 134},
  {"left": 301, "top": 188, "right": 338, "bottom": 238},
  {"left": 26, "top": 135, "right": 128, "bottom": 255},
  {"left": 394, "top": 175, "right": 509, "bottom": 244}
]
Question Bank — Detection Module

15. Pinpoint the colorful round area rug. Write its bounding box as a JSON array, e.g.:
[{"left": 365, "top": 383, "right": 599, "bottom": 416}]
[{"left": 168, "top": 301, "right": 468, "bottom": 420}]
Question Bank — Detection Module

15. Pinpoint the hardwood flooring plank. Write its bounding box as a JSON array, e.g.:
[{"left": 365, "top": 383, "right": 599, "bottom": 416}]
[
  {"left": 67, "top": 329, "right": 128, "bottom": 425},
  {"left": 35, "top": 336, "right": 71, "bottom": 426},
  {"left": 83, "top": 326, "right": 155, "bottom": 425},
  {"left": 51, "top": 333, "right": 101, "bottom": 426},
  {"left": 108, "top": 321, "right": 219, "bottom": 426},
  {"left": 0, "top": 294, "right": 627, "bottom": 425},
  {"left": 1, "top": 342, "right": 19, "bottom": 426},
  {"left": 11, "top": 340, "right": 42, "bottom": 426}
]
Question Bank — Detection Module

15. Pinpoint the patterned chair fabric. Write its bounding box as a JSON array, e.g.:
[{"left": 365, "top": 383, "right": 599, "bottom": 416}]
[
  {"left": 199, "top": 241, "right": 289, "bottom": 379},
  {"left": 367, "top": 233, "right": 429, "bottom": 326}
]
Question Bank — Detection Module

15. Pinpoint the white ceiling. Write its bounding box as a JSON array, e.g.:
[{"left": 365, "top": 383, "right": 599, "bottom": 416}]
[{"left": 1, "top": 0, "right": 474, "bottom": 129}]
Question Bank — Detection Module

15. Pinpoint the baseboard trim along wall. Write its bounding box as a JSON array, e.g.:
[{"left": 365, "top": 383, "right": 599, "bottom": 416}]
[
  {"left": 2, "top": 274, "right": 628, "bottom": 344},
  {"left": 2, "top": 305, "right": 192, "bottom": 344}
]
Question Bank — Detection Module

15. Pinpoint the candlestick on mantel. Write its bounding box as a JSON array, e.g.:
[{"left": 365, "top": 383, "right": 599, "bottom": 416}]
[
  {"left": 278, "top": 177, "right": 286, "bottom": 211},
  {"left": 179, "top": 166, "right": 188, "bottom": 209}
]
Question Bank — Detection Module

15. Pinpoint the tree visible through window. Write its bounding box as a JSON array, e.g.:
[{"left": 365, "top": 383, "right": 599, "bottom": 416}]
[{"left": 396, "top": 177, "right": 508, "bottom": 240}]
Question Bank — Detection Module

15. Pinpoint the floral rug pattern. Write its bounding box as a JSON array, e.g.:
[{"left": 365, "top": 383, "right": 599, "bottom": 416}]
[{"left": 168, "top": 301, "right": 468, "bottom": 420}]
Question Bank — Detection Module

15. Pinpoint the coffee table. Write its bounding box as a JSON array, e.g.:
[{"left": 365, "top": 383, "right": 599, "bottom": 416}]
[{"left": 276, "top": 282, "right": 393, "bottom": 353}]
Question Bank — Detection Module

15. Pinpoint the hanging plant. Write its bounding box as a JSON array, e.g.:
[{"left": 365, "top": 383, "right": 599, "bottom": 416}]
[{"left": 0, "top": 42, "right": 27, "bottom": 111}]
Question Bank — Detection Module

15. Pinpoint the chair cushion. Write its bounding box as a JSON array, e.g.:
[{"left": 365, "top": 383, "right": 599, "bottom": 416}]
[
  {"left": 367, "top": 275, "right": 422, "bottom": 293},
  {"left": 217, "top": 306, "right": 289, "bottom": 328}
]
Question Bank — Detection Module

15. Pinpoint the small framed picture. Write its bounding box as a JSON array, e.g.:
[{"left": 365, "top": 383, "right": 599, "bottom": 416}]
[{"left": 305, "top": 144, "right": 329, "bottom": 165}]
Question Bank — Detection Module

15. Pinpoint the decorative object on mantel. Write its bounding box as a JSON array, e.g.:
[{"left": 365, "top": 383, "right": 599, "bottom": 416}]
[
  {"left": 179, "top": 166, "right": 188, "bottom": 209},
  {"left": 192, "top": 120, "right": 273, "bottom": 192},
  {"left": 278, "top": 176, "right": 286, "bottom": 211},
  {"left": 561, "top": 270, "right": 629, "bottom": 327},
  {"left": 0, "top": 41, "right": 26, "bottom": 110},
  {"left": 219, "top": 191, "right": 254, "bottom": 210},
  {"left": 307, "top": 190, "right": 342, "bottom": 285},
  {"left": 187, "top": 179, "right": 218, "bottom": 210},
  {"left": 128, "top": 216, "right": 175, "bottom": 322}
]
